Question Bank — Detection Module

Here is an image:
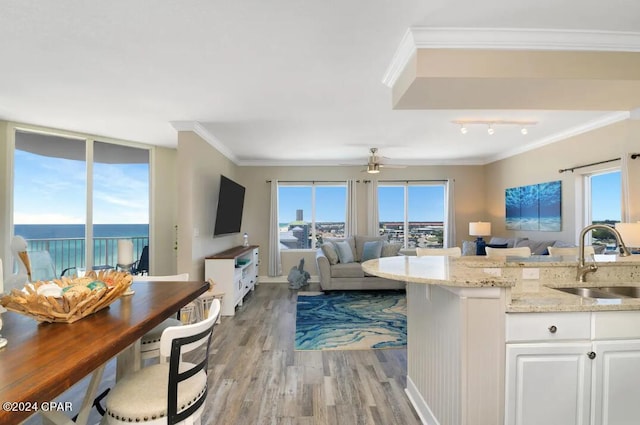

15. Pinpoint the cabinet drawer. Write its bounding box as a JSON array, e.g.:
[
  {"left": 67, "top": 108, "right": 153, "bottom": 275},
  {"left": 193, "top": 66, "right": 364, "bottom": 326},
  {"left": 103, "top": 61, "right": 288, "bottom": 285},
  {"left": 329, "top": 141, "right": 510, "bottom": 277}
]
[
  {"left": 592, "top": 311, "right": 640, "bottom": 339},
  {"left": 506, "top": 312, "right": 591, "bottom": 342}
]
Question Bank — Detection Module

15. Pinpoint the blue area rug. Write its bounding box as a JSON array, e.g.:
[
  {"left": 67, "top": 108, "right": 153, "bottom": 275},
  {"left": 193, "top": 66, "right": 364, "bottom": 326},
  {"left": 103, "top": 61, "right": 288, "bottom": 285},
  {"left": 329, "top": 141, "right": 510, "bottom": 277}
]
[{"left": 295, "top": 291, "right": 406, "bottom": 351}]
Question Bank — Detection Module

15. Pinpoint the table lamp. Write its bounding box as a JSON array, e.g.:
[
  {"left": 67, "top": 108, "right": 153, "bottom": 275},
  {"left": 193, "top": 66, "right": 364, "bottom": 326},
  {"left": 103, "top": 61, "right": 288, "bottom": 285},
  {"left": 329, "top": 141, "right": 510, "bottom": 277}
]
[
  {"left": 615, "top": 222, "right": 640, "bottom": 254},
  {"left": 469, "top": 222, "right": 492, "bottom": 255}
]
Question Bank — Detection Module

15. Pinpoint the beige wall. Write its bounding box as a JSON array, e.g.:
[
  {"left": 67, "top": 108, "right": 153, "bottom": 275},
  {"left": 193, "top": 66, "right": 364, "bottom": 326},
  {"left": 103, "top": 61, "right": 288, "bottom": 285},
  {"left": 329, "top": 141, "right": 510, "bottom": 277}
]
[
  {"left": 485, "top": 119, "right": 640, "bottom": 245},
  {"left": 150, "top": 146, "right": 179, "bottom": 275},
  {"left": 176, "top": 132, "right": 242, "bottom": 280}
]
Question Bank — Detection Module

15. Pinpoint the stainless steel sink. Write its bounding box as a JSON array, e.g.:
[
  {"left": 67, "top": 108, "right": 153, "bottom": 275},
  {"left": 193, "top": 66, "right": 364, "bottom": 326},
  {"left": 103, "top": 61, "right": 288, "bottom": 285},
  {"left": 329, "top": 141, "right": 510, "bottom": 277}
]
[
  {"left": 594, "top": 286, "right": 640, "bottom": 298},
  {"left": 553, "top": 287, "right": 624, "bottom": 299}
]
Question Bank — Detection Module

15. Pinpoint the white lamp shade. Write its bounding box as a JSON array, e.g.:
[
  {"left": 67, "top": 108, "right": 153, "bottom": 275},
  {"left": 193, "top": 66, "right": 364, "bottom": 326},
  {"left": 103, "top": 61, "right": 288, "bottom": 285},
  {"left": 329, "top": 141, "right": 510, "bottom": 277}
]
[
  {"left": 615, "top": 222, "right": 640, "bottom": 248},
  {"left": 469, "top": 222, "right": 492, "bottom": 237}
]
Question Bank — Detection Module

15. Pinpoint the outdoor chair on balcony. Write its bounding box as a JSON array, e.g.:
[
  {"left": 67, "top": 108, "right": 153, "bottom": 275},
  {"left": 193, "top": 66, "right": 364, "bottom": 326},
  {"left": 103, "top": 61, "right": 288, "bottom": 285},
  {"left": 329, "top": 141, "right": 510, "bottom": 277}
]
[
  {"left": 131, "top": 245, "right": 149, "bottom": 275},
  {"left": 28, "top": 250, "right": 76, "bottom": 281}
]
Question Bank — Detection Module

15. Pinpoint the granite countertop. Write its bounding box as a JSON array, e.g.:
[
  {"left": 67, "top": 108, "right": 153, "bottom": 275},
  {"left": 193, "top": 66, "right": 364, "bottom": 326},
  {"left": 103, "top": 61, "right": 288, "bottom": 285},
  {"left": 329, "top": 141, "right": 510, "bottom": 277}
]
[
  {"left": 364, "top": 254, "right": 640, "bottom": 312},
  {"left": 508, "top": 281, "right": 640, "bottom": 312},
  {"left": 362, "top": 256, "right": 512, "bottom": 287}
]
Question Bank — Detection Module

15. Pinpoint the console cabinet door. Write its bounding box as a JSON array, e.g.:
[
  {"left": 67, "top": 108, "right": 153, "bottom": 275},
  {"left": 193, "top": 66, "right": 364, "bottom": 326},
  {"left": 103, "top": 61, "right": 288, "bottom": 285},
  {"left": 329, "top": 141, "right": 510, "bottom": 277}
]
[
  {"left": 505, "top": 342, "right": 592, "bottom": 425},
  {"left": 591, "top": 339, "right": 640, "bottom": 425}
]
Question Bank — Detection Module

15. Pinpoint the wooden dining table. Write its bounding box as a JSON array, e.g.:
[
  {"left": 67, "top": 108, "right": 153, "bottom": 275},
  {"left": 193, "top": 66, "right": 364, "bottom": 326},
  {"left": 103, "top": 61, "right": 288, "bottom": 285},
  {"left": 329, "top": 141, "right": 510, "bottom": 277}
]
[{"left": 0, "top": 280, "right": 208, "bottom": 425}]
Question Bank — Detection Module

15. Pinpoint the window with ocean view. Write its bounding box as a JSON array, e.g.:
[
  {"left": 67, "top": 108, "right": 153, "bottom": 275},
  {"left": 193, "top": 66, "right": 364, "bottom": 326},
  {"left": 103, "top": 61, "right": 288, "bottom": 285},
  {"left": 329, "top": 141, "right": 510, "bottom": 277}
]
[
  {"left": 585, "top": 169, "right": 622, "bottom": 251},
  {"left": 378, "top": 183, "right": 446, "bottom": 249},
  {"left": 278, "top": 183, "right": 347, "bottom": 249},
  {"left": 12, "top": 130, "right": 150, "bottom": 276}
]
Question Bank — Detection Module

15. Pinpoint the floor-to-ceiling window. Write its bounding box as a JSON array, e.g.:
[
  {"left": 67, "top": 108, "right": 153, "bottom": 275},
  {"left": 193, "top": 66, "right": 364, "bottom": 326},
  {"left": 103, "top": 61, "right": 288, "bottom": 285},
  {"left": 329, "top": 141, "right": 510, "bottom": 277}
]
[
  {"left": 584, "top": 169, "right": 621, "bottom": 251},
  {"left": 12, "top": 129, "right": 150, "bottom": 277},
  {"left": 92, "top": 141, "right": 149, "bottom": 268},
  {"left": 378, "top": 182, "right": 446, "bottom": 249},
  {"left": 278, "top": 183, "right": 347, "bottom": 249}
]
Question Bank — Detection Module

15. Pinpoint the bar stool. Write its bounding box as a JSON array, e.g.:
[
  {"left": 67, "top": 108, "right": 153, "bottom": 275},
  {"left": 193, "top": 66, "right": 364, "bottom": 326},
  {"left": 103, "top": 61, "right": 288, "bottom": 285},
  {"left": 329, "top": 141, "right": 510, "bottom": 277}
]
[
  {"left": 131, "top": 273, "right": 194, "bottom": 366},
  {"left": 104, "top": 300, "right": 220, "bottom": 425}
]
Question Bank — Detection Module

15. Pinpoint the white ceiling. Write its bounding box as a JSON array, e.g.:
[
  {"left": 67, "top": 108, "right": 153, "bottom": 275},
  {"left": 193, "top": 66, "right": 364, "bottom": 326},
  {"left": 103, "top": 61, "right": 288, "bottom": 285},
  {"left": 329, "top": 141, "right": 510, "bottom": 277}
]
[{"left": 2, "top": 1, "right": 640, "bottom": 166}]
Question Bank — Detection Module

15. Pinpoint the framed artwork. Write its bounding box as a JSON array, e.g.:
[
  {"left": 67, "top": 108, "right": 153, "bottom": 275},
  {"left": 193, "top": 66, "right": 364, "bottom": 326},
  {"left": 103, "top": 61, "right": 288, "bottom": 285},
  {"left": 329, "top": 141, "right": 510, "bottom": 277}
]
[{"left": 505, "top": 180, "right": 561, "bottom": 231}]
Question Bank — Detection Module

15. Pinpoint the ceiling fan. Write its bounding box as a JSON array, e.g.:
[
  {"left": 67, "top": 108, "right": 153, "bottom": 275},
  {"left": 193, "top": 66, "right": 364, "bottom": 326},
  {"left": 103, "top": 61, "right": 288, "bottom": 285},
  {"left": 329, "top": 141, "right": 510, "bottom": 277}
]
[{"left": 361, "top": 148, "right": 406, "bottom": 174}]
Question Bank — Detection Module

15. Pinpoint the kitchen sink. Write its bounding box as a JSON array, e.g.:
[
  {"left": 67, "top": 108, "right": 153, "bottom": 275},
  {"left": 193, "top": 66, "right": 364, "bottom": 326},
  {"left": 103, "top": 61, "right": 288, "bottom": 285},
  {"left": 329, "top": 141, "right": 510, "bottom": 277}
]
[
  {"left": 553, "top": 287, "right": 624, "bottom": 299},
  {"left": 594, "top": 286, "right": 640, "bottom": 298}
]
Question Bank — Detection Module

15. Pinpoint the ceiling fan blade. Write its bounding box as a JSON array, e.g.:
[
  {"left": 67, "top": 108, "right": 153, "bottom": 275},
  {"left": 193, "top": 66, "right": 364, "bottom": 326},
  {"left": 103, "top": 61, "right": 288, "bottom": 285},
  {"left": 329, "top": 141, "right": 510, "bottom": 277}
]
[{"left": 379, "top": 164, "right": 407, "bottom": 169}]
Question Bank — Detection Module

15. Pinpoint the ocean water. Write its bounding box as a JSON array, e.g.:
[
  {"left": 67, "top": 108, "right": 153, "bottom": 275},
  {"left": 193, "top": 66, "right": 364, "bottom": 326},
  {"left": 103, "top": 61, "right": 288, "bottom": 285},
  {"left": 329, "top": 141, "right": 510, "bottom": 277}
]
[
  {"left": 12, "top": 224, "right": 149, "bottom": 277},
  {"left": 15, "top": 224, "right": 148, "bottom": 239}
]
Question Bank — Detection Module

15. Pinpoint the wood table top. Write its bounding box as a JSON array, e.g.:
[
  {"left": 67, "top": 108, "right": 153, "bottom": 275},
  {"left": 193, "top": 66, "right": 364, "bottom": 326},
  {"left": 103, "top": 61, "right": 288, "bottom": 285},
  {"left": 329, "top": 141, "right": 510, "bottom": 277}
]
[{"left": 0, "top": 280, "right": 208, "bottom": 425}]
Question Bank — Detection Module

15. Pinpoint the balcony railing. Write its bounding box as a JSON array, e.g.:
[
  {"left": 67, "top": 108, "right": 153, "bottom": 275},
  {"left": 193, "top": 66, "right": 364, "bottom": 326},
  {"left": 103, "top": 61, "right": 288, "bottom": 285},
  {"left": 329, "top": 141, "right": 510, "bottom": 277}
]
[{"left": 25, "top": 236, "right": 149, "bottom": 276}]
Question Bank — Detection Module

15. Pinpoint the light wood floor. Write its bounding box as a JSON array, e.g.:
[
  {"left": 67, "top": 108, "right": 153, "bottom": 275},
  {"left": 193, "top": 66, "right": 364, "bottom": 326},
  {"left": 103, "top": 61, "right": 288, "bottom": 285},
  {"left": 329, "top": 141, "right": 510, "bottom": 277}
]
[{"left": 25, "top": 282, "right": 420, "bottom": 425}]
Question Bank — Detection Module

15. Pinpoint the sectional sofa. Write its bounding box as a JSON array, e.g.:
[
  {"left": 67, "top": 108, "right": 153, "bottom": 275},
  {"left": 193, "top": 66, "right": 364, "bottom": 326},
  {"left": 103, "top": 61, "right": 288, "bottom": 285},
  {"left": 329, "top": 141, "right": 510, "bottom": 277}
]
[{"left": 315, "top": 235, "right": 406, "bottom": 291}]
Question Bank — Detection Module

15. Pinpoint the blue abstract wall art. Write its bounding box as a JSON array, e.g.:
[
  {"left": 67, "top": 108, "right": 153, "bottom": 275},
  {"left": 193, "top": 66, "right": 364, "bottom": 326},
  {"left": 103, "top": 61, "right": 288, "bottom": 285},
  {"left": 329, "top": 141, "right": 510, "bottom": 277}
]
[{"left": 505, "top": 180, "right": 561, "bottom": 231}]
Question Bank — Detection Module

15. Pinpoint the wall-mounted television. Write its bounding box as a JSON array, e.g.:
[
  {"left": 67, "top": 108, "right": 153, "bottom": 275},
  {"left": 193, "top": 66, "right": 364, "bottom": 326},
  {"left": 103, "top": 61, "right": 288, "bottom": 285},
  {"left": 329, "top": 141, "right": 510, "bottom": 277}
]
[{"left": 213, "top": 175, "right": 246, "bottom": 236}]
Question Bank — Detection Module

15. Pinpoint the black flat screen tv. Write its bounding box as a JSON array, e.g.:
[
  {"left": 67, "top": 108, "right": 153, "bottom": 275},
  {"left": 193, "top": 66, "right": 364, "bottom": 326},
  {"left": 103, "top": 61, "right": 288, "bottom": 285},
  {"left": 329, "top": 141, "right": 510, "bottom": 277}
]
[{"left": 213, "top": 175, "right": 245, "bottom": 236}]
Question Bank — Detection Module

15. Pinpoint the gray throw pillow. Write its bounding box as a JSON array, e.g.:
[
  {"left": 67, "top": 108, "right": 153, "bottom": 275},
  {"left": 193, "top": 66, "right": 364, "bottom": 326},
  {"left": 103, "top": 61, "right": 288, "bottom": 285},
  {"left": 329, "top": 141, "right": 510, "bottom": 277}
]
[
  {"left": 462, "top": 240, "right": 477, "bottom": 256},
  {"left": 320, "top": 242, "right": 339, "bottom": 265},
  {"left": 381, "top": 242, "right": 402, "bottom": 257},
  {"left": 333, "top": 240, "right": 355, "bottom": 264},
  {"left": 361, "top": 240, "right": 383, "bottom": 262}
]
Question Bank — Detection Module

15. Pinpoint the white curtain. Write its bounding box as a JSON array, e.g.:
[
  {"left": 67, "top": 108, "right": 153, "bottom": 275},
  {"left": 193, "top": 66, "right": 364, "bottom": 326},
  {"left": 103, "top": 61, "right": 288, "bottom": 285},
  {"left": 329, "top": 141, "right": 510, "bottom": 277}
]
[
  {"left": 346, "top": 179, "right": 358, "bottom": 236},
  {"left": 268, "top": 180, "right": 281, "bottom": 277},
  {"left": 367, "top": 179, "right": 379, "bottom": 236},
  {"left": 621, "top": 153, "right": 631, "bottom": 222},
  {"left": 445, "top": 179, "right": 456, "bottom": 248}
]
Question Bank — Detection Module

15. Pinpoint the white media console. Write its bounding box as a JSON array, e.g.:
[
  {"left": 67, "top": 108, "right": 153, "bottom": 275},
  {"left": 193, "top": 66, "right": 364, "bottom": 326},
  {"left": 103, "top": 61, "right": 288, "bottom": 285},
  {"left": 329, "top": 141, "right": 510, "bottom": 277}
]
[{"left": 204, "top": 245, "right": 259, "bottom": 316}]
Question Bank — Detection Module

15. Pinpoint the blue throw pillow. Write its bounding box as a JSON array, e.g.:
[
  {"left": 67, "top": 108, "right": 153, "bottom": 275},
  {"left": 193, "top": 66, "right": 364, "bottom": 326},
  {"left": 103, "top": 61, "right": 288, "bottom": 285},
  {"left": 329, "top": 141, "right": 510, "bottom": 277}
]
[
  {"left": 361, "top": 240, "right": 383, "bottom": 262},
  {"left": 333, "top": 240, "right": 354, "bottom": 264}
]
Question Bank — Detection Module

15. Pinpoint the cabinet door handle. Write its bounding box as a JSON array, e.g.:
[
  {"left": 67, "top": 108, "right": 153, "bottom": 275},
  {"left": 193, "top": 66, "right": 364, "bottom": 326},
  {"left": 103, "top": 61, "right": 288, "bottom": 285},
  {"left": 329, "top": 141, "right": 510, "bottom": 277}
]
[
  {"left": 587, "top": 351, "right": 596, "bottom": 360},
  {"left": 548, "top": 325, "right": 557, "bottom": 333}
]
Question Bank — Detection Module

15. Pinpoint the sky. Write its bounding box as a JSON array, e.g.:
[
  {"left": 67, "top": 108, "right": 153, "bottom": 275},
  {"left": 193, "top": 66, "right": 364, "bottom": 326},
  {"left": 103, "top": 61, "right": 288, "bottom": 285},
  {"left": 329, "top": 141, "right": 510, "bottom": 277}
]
[
  {"left": 13, "top": 149, "right": 149, "bottom": 224},
  {"left": 278, "top": 184, "right": 446, "bottom": 223},
  {"left": 591, "top": 170, "right": 622, "bottom": 221}
]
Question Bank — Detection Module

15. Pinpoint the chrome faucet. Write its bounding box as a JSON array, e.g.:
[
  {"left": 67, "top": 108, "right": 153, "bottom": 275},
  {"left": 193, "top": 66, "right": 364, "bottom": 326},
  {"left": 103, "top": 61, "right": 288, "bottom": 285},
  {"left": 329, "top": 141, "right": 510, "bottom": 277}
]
[{"left": 577, "top": 224, "right": 632, "bottom": 282}]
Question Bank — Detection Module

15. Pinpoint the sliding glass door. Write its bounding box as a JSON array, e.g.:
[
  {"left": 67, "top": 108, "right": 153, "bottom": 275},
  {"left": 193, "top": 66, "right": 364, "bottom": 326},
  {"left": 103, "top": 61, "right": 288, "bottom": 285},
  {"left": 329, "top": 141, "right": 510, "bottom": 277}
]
[{"left": 12, "top": 129, "right": 150, "bottom": 278}]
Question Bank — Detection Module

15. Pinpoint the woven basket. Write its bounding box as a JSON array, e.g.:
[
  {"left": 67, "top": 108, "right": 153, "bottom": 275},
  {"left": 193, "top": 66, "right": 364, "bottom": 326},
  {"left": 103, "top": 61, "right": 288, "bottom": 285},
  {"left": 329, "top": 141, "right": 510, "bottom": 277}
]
[{"left": 0, "top": 270, "right": 133, "bottom": 323}]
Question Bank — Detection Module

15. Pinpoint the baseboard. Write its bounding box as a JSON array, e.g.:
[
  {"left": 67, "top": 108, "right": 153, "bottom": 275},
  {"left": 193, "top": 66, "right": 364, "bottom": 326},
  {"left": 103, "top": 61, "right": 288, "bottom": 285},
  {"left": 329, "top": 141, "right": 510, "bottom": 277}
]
[{"left": 405, "top": 376, "right": 440, "bottom": 425}]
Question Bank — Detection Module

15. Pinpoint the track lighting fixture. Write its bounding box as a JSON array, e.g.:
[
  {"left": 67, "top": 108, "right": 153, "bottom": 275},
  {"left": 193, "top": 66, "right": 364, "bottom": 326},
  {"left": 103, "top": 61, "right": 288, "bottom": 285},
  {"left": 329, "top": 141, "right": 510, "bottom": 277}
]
[{"left": 452, "top": 119, "right": 537, "bottom": 136}]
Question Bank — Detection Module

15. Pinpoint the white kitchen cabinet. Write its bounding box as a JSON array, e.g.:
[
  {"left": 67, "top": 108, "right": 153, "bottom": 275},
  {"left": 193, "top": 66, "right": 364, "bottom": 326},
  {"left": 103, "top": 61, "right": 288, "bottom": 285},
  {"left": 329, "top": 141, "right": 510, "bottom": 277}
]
[
  {"left": 505, "top": 342, "right": 592, "bottom": 425},
  {"left": 591, "top": 339, "right": 640, "bottom": 425},
  {"left": 505, "top": 311, "right": 640, "bottom": 425},
  {"left": 204, "top": 245, "right": 259, "bottom": 317}
]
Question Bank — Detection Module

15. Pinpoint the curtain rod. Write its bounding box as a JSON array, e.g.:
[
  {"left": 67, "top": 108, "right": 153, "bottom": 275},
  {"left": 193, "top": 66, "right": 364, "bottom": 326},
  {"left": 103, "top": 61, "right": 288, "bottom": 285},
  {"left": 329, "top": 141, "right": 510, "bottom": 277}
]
[
  {"left": 559, "top": 157, "right": 620, "bottom": 173},
  {"left": 559, "top": 153, "right": 640, "bottom": 174},
  {"left": 265, "top": 180, "right": 359, "bottom": 183},
  {"left": 363, "top": 179, "right": 448, "bottom": 183}
]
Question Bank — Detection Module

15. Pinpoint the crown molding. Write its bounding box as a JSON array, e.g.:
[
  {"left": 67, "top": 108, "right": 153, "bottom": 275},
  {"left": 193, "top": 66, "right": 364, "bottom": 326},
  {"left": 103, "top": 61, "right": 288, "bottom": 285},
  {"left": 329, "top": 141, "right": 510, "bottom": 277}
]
[
  {"left": 238, "top": 158, "right": 485, "bottom": 167},
  {"left": 170, "top": 121, "right": 237, "bottom": 164},
  {"left": 486, "top": 111, "right": 631, "bottom": 164},
  {"left": 382, "top": 27, "right": 640, "bottom": 87}
]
